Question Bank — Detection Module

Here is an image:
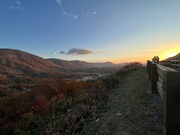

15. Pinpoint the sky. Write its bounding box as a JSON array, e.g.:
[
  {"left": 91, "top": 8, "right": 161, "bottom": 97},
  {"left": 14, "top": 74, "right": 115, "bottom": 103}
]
[{"left": 1, "top": 0, "right": 180, "bottom": 64}]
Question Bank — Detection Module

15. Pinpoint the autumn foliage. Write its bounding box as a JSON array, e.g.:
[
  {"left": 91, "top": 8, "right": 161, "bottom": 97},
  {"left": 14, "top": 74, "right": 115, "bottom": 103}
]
[{"left": 0, "top": 62, "right": 143, "bottom": 134}]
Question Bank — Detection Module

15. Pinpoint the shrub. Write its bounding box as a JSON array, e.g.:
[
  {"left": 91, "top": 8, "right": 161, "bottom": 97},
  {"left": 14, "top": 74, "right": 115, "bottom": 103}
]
[
  {"left": 115, "top": 62, "right": 143, "bottom": 76},
  {"left": 32, "top": 95, "right": 50, "bottom": 114},
  {"left": 121, "top": 62, "right": 143, "bottom": 71},
  {"left": 13, "top": 112, "right": 37, "bottom": 135},
  {"left": 32, "top": 83, "right": 58, "bottom": 100},
  {"left": 103, "top": 76, "right": 120, "bottom": 90},
  {"left": 64, "top": 80, "right": 88, "bottom": 98}
]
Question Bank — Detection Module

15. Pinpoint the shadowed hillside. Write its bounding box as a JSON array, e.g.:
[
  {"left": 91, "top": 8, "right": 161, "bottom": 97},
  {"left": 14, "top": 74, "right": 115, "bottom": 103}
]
[
  {"left": 0, "top": 49, "right": 122, "bottom": 95},
  {"left": 48, "top": 59, "right": 117, "bottom": 68},
  {"left": 47, "top": 58, "right": 91, "bottom": 69},
  {"left": 0, "top": 49, "right": 120, "bottom": 76},
  {"left": 0, "top": 49, "right": 66, "bottom": 76},
  {"left": 0, "top": 63, "right": 162, "bottom": 135}
]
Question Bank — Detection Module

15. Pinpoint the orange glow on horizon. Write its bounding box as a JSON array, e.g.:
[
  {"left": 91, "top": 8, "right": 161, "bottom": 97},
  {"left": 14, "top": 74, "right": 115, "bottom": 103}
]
[
  {"left": 164, "top": 52, "right": 178, "bottom": 59},
  {"left": 159, "top": 49, "right": 179, "bottom": 61},
  {"left": 111, "top": 57, "right": 148, "bottom": 64}
]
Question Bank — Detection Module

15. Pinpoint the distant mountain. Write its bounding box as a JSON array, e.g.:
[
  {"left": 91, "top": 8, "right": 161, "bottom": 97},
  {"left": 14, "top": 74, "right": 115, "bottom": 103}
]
[
  {"left": 90, "top": 62, "right": 117, "bottom": 68},
  {"left": 0, "top": 49, "right": 120, "bottom": 77},
  {"left": 164, "top": 53, "right": 180, "bottom": 61},
  {"left": 48, "top": 59, "right": 117, "bottom": 68},
  {"left": 47, "top": 59, "right": 91, "bottom": 69},
  {"left": 0, "top": 48, "right": 124, "bottom": 94}
]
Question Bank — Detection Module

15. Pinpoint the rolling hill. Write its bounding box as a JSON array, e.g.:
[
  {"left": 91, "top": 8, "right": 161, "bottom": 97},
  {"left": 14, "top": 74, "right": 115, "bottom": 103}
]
[
  {"left": 48, "top": 59, "right": 117, "bottom": 68},
  {"left": 0, "top": 48, "right": 121, "bottom": 94},
  {"left": 0, "top": 49, "right": 119, "bottom": 77},
  {"left": 47, "top": 59, "right": 91, "bottom": 69},
  {"left": 0, "top": 49, "right": 66, "bottom": 76}
]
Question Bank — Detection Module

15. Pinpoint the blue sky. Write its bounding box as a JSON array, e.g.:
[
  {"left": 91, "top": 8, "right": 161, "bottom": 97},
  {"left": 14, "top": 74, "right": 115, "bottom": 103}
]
[{"left": 1, "top": 0, "right": 180, "bottom": 63}]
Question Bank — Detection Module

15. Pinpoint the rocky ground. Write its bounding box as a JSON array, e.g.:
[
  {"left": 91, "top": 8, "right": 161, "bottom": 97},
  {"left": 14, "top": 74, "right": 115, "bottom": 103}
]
[{"left": 78, "top": 68, "right": 163, "bottom": 135}]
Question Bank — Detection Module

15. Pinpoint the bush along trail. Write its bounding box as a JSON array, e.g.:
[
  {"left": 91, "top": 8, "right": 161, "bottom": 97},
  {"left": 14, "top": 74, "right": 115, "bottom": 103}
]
[{"left": 0, "top": 63, "right": 162, "bottom": 135}]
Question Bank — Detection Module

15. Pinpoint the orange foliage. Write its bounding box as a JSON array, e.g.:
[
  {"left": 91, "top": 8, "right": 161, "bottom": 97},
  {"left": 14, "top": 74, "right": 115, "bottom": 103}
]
[
  {"left": 32, "top": 95, "right": 49, "bottom": 114},
  {"left": 64, "top": 80, "right": 89, "bottom": 97},
  {"left": 33, "top": 83, "right": 58, "bottom": 99}
]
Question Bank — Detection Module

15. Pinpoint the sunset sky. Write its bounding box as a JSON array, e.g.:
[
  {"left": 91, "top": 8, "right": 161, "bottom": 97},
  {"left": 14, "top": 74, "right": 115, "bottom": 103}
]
[{"left": 1, "top": 0, "right": 180, "bottom": 63}]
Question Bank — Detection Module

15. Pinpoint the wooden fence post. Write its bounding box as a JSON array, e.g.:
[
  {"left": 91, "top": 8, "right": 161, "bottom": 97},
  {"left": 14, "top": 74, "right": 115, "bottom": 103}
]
[
  {"left": 164, "top": 72, "right": 180, "bottom": 135},
  {"left": 151, "top": 63, "right": 158, "bottom": 94},
  {"left": 147, "top": 60, "right": 152, "bottom": 80}
]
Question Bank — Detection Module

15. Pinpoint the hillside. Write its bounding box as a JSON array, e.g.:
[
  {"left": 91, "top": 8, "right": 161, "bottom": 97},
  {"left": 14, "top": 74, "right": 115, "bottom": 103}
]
[
  {"left": 0, "top": 49, "right": 121, "bottom": 94},
  {"left": 47, "top": 58, "right": 91, "bottom": 69},
  {"left": 0, "top": 49, "right": 119, "bottom": 76},
  {"left": 48, "top": 59, "right": 117, "bottom": 68},
  {"left": 0, "top": 49, "right": 66, "bottom": 76},
  {"left": 0, "top": 65, "right": 163, "bottom": 134}
]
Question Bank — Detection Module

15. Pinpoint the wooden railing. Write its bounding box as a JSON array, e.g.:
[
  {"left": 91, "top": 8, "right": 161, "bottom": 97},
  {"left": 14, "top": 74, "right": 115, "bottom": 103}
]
[
  {"left": 171, "top": 60, "right": 180, "bottom": 70},
  {"left": 147, "top": 60, "right": 180, "bottom": 135},
  {"left": 159, "top": 60, "right": 180, "bottom": 70}
]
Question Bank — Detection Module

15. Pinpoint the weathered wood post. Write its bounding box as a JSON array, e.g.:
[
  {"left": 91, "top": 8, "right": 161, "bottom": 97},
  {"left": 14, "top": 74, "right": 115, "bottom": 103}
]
[
  {"left": 164, "top": 72, "right": 180, "bottom": 135},
  {"left": 151, "top": 63, "right": 158, "bottom": 94},
  {"left": 147, "top": 60, "right": 152, "bottom": 80}
]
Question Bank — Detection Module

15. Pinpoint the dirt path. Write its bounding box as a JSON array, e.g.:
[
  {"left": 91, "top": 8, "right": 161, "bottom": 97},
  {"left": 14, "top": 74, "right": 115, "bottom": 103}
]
[{"left": 80, "top": 68, "right": 163, "bottom": 135}]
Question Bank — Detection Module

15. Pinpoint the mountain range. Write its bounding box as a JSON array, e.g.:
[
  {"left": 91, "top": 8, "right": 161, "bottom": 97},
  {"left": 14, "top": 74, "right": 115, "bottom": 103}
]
[
  {"left": 0, "top": 48, "right": 124, "bottom": 94},
  {"left": 0, "top": 49, "right": 120, "bottom": 77}
]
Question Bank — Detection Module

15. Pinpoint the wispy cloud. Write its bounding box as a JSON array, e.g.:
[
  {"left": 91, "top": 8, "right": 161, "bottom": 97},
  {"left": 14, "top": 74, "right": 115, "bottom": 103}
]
[
  {"left": 10, "top": 0, "right": 24, "bottom": 12},
  {"left": 55, "top": 0, "right": 96, "bottom": 19},
  {"left": 85, "top": 11, "right": 97, "bottom": 16},
  {"left": 55, "top": 0, "right": 76, "bottom": 19},
  {"left": 55, "top": 0, "right": 66, "bottom": 15},
  {"left": 133, "top": 49, "right": 157, "bottom": 54},
  {"left": 56, "top": 0, "right": 63, "bottom": 8},
  {"left": 91, "top": 11, "right": 97, "bottom": 15},
  {"left": 73, "top": 15, "right": 78, "bottom": 19},
  {"left": 51, "top": 52, "right": 58, "bottom": 55}
]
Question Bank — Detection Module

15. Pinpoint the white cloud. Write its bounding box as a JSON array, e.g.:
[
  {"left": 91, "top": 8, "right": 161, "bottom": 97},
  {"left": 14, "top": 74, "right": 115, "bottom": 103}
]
[
  {"left": 85, "top": 11, "right": 97, "bottom": 16},
  {"left": 56, "top": 0, "right": 63, "bottom": 8},
  {"left": 55, "top": 0, "right": 77, "bottom": 19},
  {"left": 91, "top": 11, "right": 97, "bottom": 15},
  {"left": 10, "top": 0, "right": 24, "bottom": 12},
  {"left": 55, "top": 0, "right": 96, "bottom": 19},
  {"left": 73, "top": 15, "right": 78, "bottom": 19},
  {"left": 55, "top": 0, "right": 67, "bottom": 15}
]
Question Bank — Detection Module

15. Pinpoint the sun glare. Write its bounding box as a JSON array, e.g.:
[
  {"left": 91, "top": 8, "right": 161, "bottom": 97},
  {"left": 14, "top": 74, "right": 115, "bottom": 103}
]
[
  {"left": 166, "top": 52, "right": 178, "bottom": 58},
  {"left": 160, "top": 51, "right": 179, "bottom": 60}
]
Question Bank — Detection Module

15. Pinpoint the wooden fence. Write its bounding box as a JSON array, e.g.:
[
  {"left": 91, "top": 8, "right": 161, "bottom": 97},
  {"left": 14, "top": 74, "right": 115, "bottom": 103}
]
[
  {"left": 171, "top": 60, "right": 180, "bottom": 70},
  {"left": 147, "top": 60, "right": 180, "bottom": 135},
  {"left": 159, "top": 60, "right": 180, "bottom": 71}
]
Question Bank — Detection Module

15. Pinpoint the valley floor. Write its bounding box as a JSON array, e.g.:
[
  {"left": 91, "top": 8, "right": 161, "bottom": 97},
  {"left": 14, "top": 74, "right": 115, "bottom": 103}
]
[{"left": 79, "top": 68, "right": 163, "bottom": 135}]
